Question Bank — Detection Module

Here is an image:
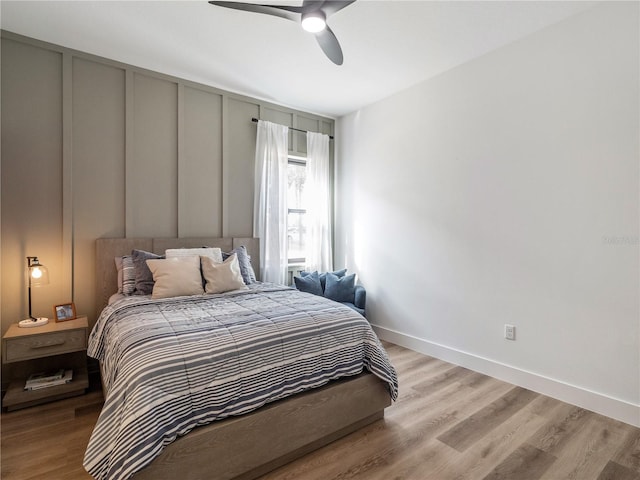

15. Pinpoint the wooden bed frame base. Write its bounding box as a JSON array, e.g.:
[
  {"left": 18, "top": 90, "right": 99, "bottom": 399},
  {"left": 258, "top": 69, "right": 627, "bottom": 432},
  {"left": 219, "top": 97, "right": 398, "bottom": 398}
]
[
  {"left": 133, "top": 373, "right": 390, "bottom": 480},
  {"left": 95, "top": 238, "right": 393, "bottom": 480}
]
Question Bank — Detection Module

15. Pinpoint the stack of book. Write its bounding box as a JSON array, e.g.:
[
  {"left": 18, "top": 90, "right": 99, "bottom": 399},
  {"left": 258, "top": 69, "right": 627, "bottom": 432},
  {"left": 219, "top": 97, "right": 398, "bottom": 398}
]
[{"left": 24, "top": 368, "right": 73, "bottom": 391}]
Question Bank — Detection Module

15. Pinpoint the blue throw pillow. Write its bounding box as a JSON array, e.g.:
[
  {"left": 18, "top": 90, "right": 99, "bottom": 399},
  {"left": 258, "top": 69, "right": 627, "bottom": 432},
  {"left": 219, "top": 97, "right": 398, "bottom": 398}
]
[
  {"left": 301, "top": 268, "right": 347, "bottom": 291},
  {"left": 294, "top": 271, "right": 323, "bottom": 296},
  {"left": 324, "top": 272, "right": 356, "bottom": 303}
]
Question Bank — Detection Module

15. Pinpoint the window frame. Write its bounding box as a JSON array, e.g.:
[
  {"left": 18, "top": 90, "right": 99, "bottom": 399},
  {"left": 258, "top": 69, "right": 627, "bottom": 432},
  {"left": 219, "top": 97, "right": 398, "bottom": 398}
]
[{"left": 287, "top": 155, "right": 307, "bottom": 265}]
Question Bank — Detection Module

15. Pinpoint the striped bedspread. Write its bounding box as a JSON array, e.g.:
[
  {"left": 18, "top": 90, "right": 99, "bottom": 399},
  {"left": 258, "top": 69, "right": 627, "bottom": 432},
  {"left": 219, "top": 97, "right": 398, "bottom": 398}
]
[{"left": 83, "top": 283, "right": 398, "bottom": 480}]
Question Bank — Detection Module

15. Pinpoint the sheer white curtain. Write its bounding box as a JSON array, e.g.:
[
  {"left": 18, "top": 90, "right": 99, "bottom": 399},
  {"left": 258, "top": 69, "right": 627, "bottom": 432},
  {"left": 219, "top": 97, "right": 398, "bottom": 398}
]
[
  {"left": 253, "top": 120, "right": 289, "bottom": 284},
  {"left": 305, "top": 131, "right": 333, "bottom": 272}
]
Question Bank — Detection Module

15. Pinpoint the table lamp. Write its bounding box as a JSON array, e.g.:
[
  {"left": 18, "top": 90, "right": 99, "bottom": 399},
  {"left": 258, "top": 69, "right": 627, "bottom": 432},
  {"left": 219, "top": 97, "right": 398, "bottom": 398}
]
[{"left": 19, "top": 256, "right": 50, "bottom": 328}]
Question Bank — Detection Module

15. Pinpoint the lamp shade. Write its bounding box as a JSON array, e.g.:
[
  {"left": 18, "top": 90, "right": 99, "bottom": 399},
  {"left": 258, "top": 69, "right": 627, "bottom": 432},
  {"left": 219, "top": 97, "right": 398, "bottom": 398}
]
[{"left": 28, "top": 257, "right": 49, "bottom": 286}]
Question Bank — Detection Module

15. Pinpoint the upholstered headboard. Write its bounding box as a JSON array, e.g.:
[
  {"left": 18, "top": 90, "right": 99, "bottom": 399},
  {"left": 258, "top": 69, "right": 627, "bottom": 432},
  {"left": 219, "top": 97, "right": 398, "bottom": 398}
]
[{"left": 95, "top": 237, "right": 260, "bottom": 314}]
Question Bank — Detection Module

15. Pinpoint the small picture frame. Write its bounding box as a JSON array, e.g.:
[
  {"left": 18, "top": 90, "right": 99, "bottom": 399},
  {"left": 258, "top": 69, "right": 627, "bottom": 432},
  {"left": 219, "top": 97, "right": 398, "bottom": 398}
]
[{"left": 54, "top": 302, "right": 76, "bottom": 322}]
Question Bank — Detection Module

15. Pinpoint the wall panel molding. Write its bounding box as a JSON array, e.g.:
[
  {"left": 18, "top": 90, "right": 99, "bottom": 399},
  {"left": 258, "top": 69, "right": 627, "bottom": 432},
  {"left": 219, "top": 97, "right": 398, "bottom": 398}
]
[
  {"left": 62, "top": 52, "right": 74, "bottom": 300},
  {"left": 71, "top": 56, "right": 126, "bottom": 321},
  {"left": 1, "top": 38, "right": 65, "bottom": 362},
  {"left": 125, "top": 69, "right": 134, "bottom": 238},
  {"left": 180, "top": 86, "right": 223, "bottom": 236}
]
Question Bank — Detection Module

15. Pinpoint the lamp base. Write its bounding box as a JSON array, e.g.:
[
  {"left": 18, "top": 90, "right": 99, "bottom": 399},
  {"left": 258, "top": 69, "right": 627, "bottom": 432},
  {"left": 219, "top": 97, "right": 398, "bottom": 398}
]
[{"left": 19, "top": 317, "right": 49, "bottom": 328}]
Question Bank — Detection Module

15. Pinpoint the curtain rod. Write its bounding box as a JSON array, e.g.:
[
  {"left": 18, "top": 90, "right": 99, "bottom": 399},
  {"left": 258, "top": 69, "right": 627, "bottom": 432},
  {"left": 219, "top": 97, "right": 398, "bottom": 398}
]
[{"left": 251, "top": 118, "right": 334, "bottom": 140}]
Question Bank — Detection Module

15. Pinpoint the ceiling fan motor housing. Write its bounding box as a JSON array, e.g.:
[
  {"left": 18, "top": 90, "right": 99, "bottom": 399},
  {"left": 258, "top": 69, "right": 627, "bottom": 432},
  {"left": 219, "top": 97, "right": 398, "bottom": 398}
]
[{"left": 301, "top": 10, "right": 326, "bottom": 32}]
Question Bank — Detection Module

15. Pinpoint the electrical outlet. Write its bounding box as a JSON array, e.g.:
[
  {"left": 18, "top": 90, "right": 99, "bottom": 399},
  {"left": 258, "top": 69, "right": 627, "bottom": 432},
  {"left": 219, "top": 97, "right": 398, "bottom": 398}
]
[{"left": 504, "top": 324, "right": 516, "bottom": 341}]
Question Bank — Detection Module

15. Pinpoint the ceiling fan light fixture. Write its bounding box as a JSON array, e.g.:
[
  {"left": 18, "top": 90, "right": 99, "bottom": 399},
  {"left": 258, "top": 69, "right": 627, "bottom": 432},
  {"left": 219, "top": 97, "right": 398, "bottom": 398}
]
[
  {"left": 208, "top": 1, "right": 355, "bottom": 64},
  {"left": 301, "top": 11, "right": 326, "bottom": 33}
]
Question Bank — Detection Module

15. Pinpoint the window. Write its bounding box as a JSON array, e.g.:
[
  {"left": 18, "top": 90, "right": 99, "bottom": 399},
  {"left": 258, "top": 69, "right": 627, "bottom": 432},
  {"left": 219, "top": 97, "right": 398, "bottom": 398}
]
[{"left": 287, "top": 156, "right": 307, "bottom": 264}]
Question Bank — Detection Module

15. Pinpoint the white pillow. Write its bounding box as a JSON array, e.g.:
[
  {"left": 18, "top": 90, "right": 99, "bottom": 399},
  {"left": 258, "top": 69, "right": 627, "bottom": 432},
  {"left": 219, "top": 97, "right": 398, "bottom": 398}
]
[
  {"left": 201, "top": 254, "right": 248, "bottom": 294},
  {"left": 166, "top": 247, "right": 223, "bottom": 263},
  {"left": 146, "top": 256, "right": 204, "bottom": 299}
]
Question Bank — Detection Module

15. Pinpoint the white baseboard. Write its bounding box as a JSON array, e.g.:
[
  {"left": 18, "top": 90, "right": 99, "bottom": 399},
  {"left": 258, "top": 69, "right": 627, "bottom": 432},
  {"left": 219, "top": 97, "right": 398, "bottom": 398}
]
[{"left": 373, "top": 324, "right": 640, "bottom": 428}]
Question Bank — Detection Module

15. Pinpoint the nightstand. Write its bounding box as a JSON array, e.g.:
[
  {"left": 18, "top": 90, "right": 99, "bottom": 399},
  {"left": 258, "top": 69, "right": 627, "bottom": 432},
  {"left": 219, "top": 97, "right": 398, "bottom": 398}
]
[{"left": 2, "top": 316, "right": 89, "bottom": 411}]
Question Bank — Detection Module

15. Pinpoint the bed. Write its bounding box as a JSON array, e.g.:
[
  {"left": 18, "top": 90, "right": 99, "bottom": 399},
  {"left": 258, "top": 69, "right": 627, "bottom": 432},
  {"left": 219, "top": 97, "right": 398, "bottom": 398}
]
[{"left": 85, "top": 237, "right": 398, "bottom": 480}]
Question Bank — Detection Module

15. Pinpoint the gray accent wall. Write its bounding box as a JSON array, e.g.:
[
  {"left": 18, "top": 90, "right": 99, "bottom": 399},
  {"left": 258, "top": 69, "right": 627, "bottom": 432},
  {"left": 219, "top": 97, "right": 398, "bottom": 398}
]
[{"left": 1, "top": 32, "right": 334, "bottom": 342}]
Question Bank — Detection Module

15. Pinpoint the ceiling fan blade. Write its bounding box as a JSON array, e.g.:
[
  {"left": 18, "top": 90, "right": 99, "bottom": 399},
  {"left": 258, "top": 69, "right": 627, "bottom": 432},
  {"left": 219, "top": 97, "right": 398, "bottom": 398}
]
[
  {"left": 320, "top": 0, "right": 356, "bottom": 17},
  {"left": 314, "top": 25, "right": 343, "bottom": 65},
  {"left": 208, "top": 1, "right": 301, "bottom": 22}
]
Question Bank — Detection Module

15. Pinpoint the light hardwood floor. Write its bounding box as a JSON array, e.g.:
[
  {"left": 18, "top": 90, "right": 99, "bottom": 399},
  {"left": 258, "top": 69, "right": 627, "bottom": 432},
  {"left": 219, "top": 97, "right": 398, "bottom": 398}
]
[{"left": 2, "top": 342, "right": 639, "bottom": 479}]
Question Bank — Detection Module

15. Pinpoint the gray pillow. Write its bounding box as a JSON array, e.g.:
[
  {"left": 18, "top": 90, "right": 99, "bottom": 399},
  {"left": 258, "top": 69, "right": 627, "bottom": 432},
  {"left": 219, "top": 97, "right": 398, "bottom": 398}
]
[
  {"left": 300, "top": 268, "right": 347, "bottom": 291},
  {"left": 121, "top": 255, "right": 136, "bottom": 295},
  {"left": 131, "top": 249, "right": 164, "bottom": 295},
  {"left": 294, "top": 271, "right": 323, "bottom": 296},
  {"left": 222, "top": 245, "right": 257, "bottom": 284},
  {"left": 324, "top": 272, "right": 356, "bottom": 303}
]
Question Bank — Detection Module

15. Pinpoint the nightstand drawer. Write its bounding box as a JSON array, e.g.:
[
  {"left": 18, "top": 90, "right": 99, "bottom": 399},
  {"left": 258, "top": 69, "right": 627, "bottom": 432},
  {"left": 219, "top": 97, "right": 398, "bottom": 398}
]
[{"left": 4, "top": 329, "right": 87, "bottom": 362}]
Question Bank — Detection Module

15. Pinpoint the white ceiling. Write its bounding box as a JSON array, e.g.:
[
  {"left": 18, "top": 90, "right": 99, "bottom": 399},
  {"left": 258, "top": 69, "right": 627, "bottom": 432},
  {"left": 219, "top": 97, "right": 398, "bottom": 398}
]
[{"left": 1, "top": 0, "right": 597, "bottom": 118}]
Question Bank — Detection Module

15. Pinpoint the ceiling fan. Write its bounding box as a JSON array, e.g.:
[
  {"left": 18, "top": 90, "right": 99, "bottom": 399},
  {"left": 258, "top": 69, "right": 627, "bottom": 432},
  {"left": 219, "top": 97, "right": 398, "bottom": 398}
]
[{"left": 208, "top": 0, "right": 356, "bottom": 65}]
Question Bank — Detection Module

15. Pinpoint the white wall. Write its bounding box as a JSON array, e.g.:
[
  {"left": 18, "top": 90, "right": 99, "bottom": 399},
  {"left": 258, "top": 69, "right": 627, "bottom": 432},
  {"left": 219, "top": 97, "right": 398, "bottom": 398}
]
[{"left": 335, "top": 2, "right": 639, "bottom": 426}]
